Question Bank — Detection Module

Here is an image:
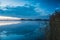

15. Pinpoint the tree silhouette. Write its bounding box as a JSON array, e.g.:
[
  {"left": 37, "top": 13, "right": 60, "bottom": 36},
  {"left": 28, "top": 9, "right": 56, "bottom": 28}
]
[{"left": 47, "top": 11, "right": 60, "bottom": 40}]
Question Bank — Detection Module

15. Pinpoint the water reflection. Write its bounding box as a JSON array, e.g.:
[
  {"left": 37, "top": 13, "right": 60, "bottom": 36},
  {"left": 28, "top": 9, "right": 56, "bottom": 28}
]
[
  {"left": 0, "top": 21, "right": 48, "bottom": 40},
  {"left": 0, "top": 21, "right": 21, "bottom": 26}
]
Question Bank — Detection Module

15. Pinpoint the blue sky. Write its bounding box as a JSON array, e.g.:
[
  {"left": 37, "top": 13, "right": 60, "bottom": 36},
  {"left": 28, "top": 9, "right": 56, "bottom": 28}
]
[{"left": 0, "top": 0, "right": 60, "bottom": 18}]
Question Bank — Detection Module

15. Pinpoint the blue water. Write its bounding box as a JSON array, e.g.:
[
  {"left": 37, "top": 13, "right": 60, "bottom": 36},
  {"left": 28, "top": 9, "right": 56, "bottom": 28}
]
[{"left": 0, "top": 21, "right": 48, "bottom": 40}]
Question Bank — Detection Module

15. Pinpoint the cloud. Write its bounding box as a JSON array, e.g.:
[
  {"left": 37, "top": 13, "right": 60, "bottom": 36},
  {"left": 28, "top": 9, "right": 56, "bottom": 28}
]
[
  {"left": 34, "top": 6, "right": 50, "bottom": 16},
  {"left": 0, "top": 0, "right": 53, "bottom": 18},
  {"left": 55, "top": 7, "right": 60, "bottom": 10},
  {"left": 0, "top": 6, "right": 39, "bottom": 17},
  {"left": 0, "top": 16, "right": 21, "bottom": 20},
  {"left": 0, "top": 0, "right": 34, "bottom": 7}
]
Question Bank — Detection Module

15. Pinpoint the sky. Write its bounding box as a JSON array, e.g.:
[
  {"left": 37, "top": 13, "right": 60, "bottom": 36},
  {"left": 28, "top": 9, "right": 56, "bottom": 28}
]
[{"left": 0, "top": 0, "right": 60, "bottom": 18}]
